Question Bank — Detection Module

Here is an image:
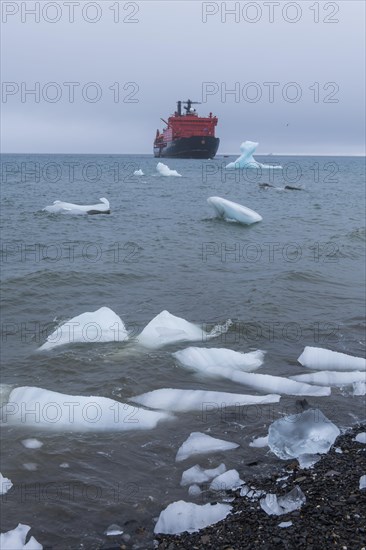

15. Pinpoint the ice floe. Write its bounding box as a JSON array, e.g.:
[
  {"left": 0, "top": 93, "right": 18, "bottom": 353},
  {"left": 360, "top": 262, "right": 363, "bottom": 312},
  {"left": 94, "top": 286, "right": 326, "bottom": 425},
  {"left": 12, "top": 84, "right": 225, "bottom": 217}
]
[
  {"left": 43, "top": 197, "right": 110, "bottom": 215},
  {"left": 176, "top": 432, "right": 239, "bottom": 462},
  {"left": 268, "top": 409, "right": 340, "bottom": 462},
  {"left": 290, "top": 371, "right": 365, "bottom": 387},
  {"left": 21, "top": 439, "right": 43, "bottom": 449},
  {"left": 173, "top": 347, "right": 265, "bottom": 372},
  {"left": 156, "top": 162, "right": 182, "bottom": 177},
  {"left": 181, "top": 464, "right": 227, "bottom": 486},
  {"left": 225, "top": 141, "right": 282, "bottom": 170},
  {"left": 298, "top": 346, "right": 366, "bottom": 371},
  {"left": 209, "top": 469, "right": 244, "bottom": 491},
  {"left": 260, "top": 486, "right": 306, "bottom": 516},
  {"left": 207, "top": 196, "right": 262, "bottom": 225},
  {"left": 355, "top": 432, "right": 366, "bottom": 444},
  {"left": 133, "top": 169, "right": 144, "bottom": 176},
  {"left": 137, "top": 311, "right": 231, "bottom": 349},
  {"left": 359, "top": 475, "right": 366, "bottom": 490},
  {"left": 154, "top": 500, "right": 232, "bottom": 534},
  {"left": 130, "top": 388, "right": 280, "bottom": 412},
  {"left": 0, "top": 523, "right": 42, "bottom": 549},
  {"left": 1, "top": 386, "right": 172, "bottom": 432},
  {"left": 0, "top": 472, "right": 13, "bottom": 495},
  {"left": 39, "top": 307, "right": 128, "bottom": 351}
]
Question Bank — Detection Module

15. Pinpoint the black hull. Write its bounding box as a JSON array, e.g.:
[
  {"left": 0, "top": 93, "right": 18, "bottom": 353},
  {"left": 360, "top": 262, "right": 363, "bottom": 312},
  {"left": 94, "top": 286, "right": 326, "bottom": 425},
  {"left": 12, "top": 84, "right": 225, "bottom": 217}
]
[{"left": 154, "top": 136, "right": 219, "bottom": 159}]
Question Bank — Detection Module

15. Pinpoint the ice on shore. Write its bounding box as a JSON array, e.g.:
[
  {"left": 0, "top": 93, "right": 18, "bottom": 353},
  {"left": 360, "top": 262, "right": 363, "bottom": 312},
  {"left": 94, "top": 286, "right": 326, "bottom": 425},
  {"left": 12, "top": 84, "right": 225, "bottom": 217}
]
[
  {"left": 181, "top": 464, "right": 226, "bottom": 486},
  {"left": 355, "top": 432, "right": 366, "bottom": 444},
  {"left": 225, "top": 141, "right": 282, "bottom": 170},
  {"left": 43, "top": 197, "right": 110, "bottom": 215},
  {"left": 268, "top": 409, "right": 340, "bottom": 462},
  {"left": 260, "top": 486, "right": 306, "bottom": 516},
  {"left": 21, "top": 439, "right": 43, "bottom": 449},
  {"left": 156, "top": 162, "right": 182, "bottom": 177},
  {"left": 39, "top": 307, "right": 129, "bottom": 351},
  {"left": 176, "top": 432, "right": 239, "bottom": 462},
  {"left": 0, "top": 523, "right": 42, "bottom": 549},
  {"left": 173, "top": 347, "right": 265, "bottom": 372},
  {"left": 359, "top": 475, "right": 366, "bottom": 490},
  {"left": 298, "top": 346, "right": 366, "bottom": 371},
  {"left": 154, "top": 500, "right": 232, "bottom": 534},
  {"left": 249, "top": 435, "right": 269, "bottom": 448},
  {"left": 210, "top": 469, "right": 244, "bottom": 491},
  {"left": 290, "top": 371, "right": 365, "bottom": 387},
  {"left": 133, "top": 169, "right": 144, "bottom": 176},
  {"left": 130, "top": 388, "right": 280, "bottom": 412},
  {"left": 1, "top": 386, "right": 172, "bottom": 432},
  {"left": 278, "top": 521, "right": 293, "bottom": 528},
  {"left": 207, "top": 196, "right": 262, "bottom": 225},
  {"left": 137, "top": 310, "right": 231, "bottom": 349},
  {"left": 0, "top": 472, "right": 13, "bottom": 495}
]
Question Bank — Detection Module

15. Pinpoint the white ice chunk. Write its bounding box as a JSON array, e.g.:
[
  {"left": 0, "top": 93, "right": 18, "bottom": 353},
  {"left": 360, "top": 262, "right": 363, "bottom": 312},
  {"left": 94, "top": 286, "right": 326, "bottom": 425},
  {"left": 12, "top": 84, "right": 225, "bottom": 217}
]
[
  {"left": 268, "top": 409, "right": 340, "bottom": 461},
  {"left": 156, "top": 162, "right": 182, "bottom": 177},
  {"left": 173, "top": 347, "right": 265, "bottom": 372},
  {"left": 225, "top": 141, "right": 282, "bottom": 170},
  {"left": 355, "top": 432, "right": 366, "bottom": 444},
  {"left": 181, "top": 464, "right": 226, "bottom": 486},
  {"left": 278, "top": 521, "right": 293, "bottom": 528},
  {"left": 104, "top": 524, "right": 123, "bottom": 536},
  {"left": 154, "top": 500, "right": 232, "bottom": 534},
  {"left": 209, "top": 469, "right": 244, "bottom": 491},
  {"left": 176, "top": 432, "right": 239, "bottom": 462},
  {"left": 1, "top": 386, "right": 172, "bottom": 432},
  {"left": 130, "top": 388, "right": 280, "bottom": 412},
  {"left": 188, "top": 484, "right": 202, "bottom": 497},
  {"left": 133, "top": 169, "right": 144, "bottom": 176},
  {"left": 39, "top": 307, "right": 129, "bottom": 351},
  {"left": 298, "top": 347, "right": 366, "bottom": 371},
  {"left": 21, "top": 439, "right": 43, "bottom": 449},
  {"left": 207, "top": 196, "right": 262, "bottom": 225},
  {"left": 0, "top": 524, "right": 42, "bottom": 549},
  {"left": 353, "top": 381, "right": 366, "bottom": 396},
  {"left": 359, "top": 475, "right": 366, "bottom": 490},
  {"left": 137, "top": 311, "right": 231, "bottom": 350},
  {"left": 260, "top": 486, "right": 306, "bottom": 516},
  {"left": 290, "top": 371, "right": 365, "bottom": 387},
  {"left": 0, "top": 472, "right": 13, "bottom": 495},
  {"left": 43, "top": 197, "right": 110, "bottom": 215},
  {"left": 249, "top": 435, "right": 269, "bottom": 448}
]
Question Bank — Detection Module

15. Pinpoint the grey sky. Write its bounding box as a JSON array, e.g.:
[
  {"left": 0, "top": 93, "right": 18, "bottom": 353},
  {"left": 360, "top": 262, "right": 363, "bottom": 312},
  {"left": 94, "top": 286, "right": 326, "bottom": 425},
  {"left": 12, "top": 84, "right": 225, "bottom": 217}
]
[{"left": 1, "top": 0, "right": 365, "bottom": 154}]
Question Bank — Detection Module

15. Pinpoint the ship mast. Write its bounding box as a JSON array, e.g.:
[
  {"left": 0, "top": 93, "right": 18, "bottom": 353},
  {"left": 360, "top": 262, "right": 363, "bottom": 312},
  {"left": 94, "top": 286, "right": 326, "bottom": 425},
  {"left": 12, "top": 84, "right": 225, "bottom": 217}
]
[{"left": 176, "top": 99, "right": 202, "bottom": 116}]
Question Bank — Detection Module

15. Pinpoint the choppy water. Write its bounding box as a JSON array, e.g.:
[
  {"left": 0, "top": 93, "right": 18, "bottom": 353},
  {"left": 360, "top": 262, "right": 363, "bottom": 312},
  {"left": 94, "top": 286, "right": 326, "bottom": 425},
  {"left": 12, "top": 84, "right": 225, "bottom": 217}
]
[{"left": 1, "top": 154, "right": 365, "bottom": 548}]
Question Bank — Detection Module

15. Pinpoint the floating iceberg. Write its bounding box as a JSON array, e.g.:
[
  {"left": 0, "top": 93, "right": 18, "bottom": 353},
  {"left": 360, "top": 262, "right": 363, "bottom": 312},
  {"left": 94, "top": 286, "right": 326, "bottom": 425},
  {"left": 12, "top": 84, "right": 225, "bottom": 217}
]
[
  {"left": 154, "top": 500, "right": 232, "bottom": 534},
  {"left": 43, "top": 197, "right": 110, "bottom": 215},
  {"left": 137, "top": 310, "right": 231, "bottom": 349},
  {"left": 156, "top": 162, "right": 182, "bottom": 177},
  {"left": 1, "top": 386, "right": 172, "bottom": 432},
  {"left": 133, "top": 169, "right": 144, "bottom": 176},
  {"left": 359, "top": 475, "right": 366, "bottom": 490},
  {"left": 21, "top": 439, "right": 43, "bottom": 449},
  {"left": 130, "top": 388, "right": 280, "bottom": 412},
  {"left": 0, "top": 523, "right": 42, "bottom": 550},
  {"left": 176, "top": 432, "right": 239, "bottom": 462},
  {"left": 207, "top": 196, "right": 262, "bottom": 225},
  {"left": 260, "top": 486, "right": 306, "bottom": 516},
  {"left": 225, "top": 141, "right": 282, "bottom": 170},
  {"left": 181, "top": 464, "right": 226, "bottom": 486},
  {"left": 173, "top": 347, "right": 265, "bottom": 372},
  {"left": 249, "top": 435, "right": 269, "bottom": 448},
  {"left": 209, "top": 469, "right": 244, "bottom": 491},
  {"left": 290, "top": 371, "right": 365, "bottom": 387},
  {"left": 268, "top": 409, "right": 340, "bottom": 462},
  {"left": 0, "top": 472, "right": 13, "bottom": 495},
  {"left": 39, "top": 307, "right": 129, "bottom": 351},
  {"left": 298, "top": 347, "right": 366, "bottom": 371}
]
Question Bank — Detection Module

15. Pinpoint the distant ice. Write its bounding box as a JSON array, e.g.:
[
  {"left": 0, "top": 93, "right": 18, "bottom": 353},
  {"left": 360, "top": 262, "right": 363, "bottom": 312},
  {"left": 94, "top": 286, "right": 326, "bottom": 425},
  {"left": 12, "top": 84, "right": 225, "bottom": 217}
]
[
  {"left": 137, "top": 310, "right": 231, "bottom": 349},
  {"left": 355, "top": 432, "right": 366, "bottom": 444},
  {"left": 154, "top": 500, "right": 232, "bottom": 534},
  {"left": 209, "top": 469, "right": 244, "bottom": 491},
  {"left": 156, "top": 162, "right": 182, "bottom": 177},
  {"left": 39, "top": 307, "right": 129, "bottom": 351},
  {"left": 43, "top": 197, "right": 110, "bottom": 215},
  {"left": 133, "top": 169, "right": 144, "bottom": 176},
  {"left": 298, "top": 346, "right": 366, "bottom": 371},
  {"left": 268, "top": 409, "right": 340, "bottom": 462},
  {"left": 0, "top": 472, "right": 13, "bottom": 495},
  {"left": 21, "top": 439, "right": 43, "bottom": 449},
  {"left": 225, "top": 141, "right": 282, "bottom": 170},
  {"left": 359, "top": 475, "right": 366, "bottom": 490},
  {"left": 260, "top": 486, "right": 306, "bottom": 516},
  {"left": 0, "top": 523, "right": 42, "bottom": 549},
  {"left": 2, "top": 386, "right": 172, "bottom": 432},
  {"left": 249, "top": 435, "right": 269, "bottom": 448},
  {"left": 173, "top": 347, "right": 265, "bottom": 372},
  {"left": 104, "top": 524, "right": 123, "bottom": 536},
  {"left": 176, "top": 432, "right": 239, "bottom": 462},
  {"left": 181, "top": 464, "right": 226, "bottom": 486},
  {"left": 23, "top": 463, "right": 38, "bottom": 471},
  {"left": 290, "top": 371, "right": 365, "bottom": 387},
  {"left": 207, "top": 196, "right": 262, "bottom": 225},
  {"left": 130, "top": 388, "right": 280, "bottom": 412}
]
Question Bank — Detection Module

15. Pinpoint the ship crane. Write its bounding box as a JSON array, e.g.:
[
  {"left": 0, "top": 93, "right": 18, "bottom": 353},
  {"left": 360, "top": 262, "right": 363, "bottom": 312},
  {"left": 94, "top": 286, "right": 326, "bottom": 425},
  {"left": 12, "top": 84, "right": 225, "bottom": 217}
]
[{"left": 177, "top": 99, "right": 202, "bottom": 116}]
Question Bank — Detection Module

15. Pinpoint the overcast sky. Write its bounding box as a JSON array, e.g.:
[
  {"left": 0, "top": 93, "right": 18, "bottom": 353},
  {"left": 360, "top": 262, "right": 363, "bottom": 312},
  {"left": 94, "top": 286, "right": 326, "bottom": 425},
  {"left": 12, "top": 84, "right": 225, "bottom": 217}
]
[{"left": 1, "top": 0, "right": 365, "bottom": 154}]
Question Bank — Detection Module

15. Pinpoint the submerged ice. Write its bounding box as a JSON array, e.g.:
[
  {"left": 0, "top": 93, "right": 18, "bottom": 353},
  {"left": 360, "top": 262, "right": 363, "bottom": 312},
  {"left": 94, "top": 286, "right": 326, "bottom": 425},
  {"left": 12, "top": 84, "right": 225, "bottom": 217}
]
[
  {"left": 154, "top": 500, "right": 232, "bottom": 534},
  {"left": 225, "top": 141, "right": 282, "bottom": 170},
  {"left": 298, "top": 347, "right": 366, "bottom": 371},
  {"left": 207, "top": 196, "right": 262, "bottom": 225},
  {"left": 181, "top": 464, "right": 227, "bottom": 486},
  {"left": 43, "top": 197, "right": 110, "bottom": 215},
  {"left": 176, "top": 432, "right": 239, "bottom": 462}
]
